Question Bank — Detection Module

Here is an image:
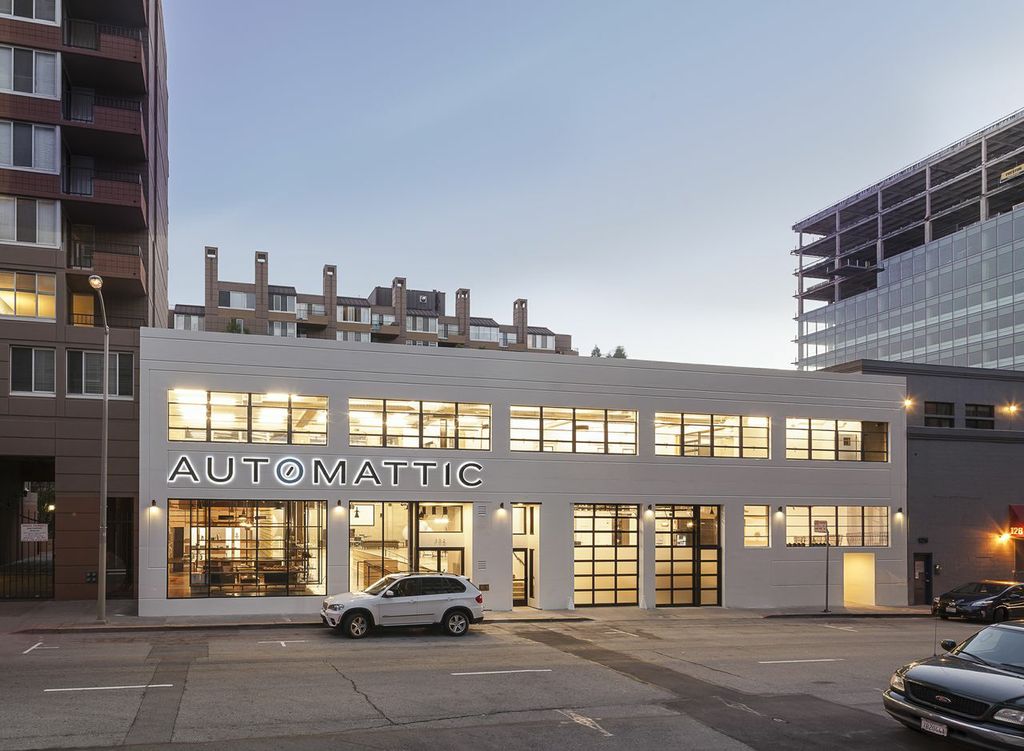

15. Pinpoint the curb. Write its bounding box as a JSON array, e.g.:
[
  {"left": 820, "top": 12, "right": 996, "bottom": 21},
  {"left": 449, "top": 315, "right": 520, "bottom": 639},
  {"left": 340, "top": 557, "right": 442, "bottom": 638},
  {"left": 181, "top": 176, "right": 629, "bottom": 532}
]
[
  {"left": 15, "top": 615, "right": 591, "bottom": 635},
  {"left": 764, "top": 612, "right": 933, "bottom": 619}
]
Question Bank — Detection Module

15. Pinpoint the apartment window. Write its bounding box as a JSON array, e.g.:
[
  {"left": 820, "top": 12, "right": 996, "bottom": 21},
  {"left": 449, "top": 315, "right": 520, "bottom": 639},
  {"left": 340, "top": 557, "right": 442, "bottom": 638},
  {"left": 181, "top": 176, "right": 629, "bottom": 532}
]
[
  {"left": 337, "top": 330, "right": 369, "bottom": 343},
  {"left": 371, "top": 313, "right": 396, "bottom": 329},
  {"left": 510, "top": 406, "right": 637, "bottom": 454},
  {"left": 296, "top": 302, "right": 325, "bottom": 319},
  {"left": 269, "top": 321, "right": 296, "bottom": 338},
  {"left": 528, "top": 333, "right": 554, "bottom": 350},
  {"left": 924, "top": 401, "right": 955, "bottom": 428},
  {"left": 0, "top": 0, "right": 58, "bottom": 23},
  {"left": 0, "top": 270, "right": 55, "bottom": 319},
  {"left": 404, "top": 339, "right": 437, "bottom": 347},
  {"left": 439, "top": 322, "right": 459, "bottom": 339},
  {"left": 166, "top": 499, "right": 326, "bottom": 599},
  {"left": 348, "top": 398, "right": 490, "bottom": 450},
  {"left": 0, "top": 196, "right": 58, "bottom": 246},
  {"left": 167, "top": 390, "right": 328, "bottom": 444},
  {"left": 655, "top": 413, "right": 770, "bottom": 458},
  {"left": 406, "top": 315, "right": 437, "bottom": 333},
  {"left": 0, "top": 121, "right": 57, "bottom": 172},
  {"left": 469, "top": 325, "right": 499, "bottom": 342},
  {"left": 337, "top": 304, "right": 370, "bottom": 324},
  {"left": 500, "top": 331, "right": 517, "bottom": 347},
  {"left": 965, "top": 404, "right": 995, "bottom": 430},
  {"left": 784, "top": 505, "right": 889, "bottom": 547},
  {"left": 66, "top": 351, "right": 132, "bottom": 397},
  {"left": 71, "top": 292, "right": 93, "bottom": 326},
  {"left": 10, "top": 345, "right": 53, "bottom": 394},
  {"left": 743, "top": 505, "right": 770, "bottom": 548},
  {"left": 785, "top": 418, "right": 888, "bottom": 462},
  {"left": 268, "top": 293, "right": 295, "bottom": 313},
  {"left": 173, "top": 313, "right": 203, "bottom": 331},
  {"left": 0, "top": 46, "right": 58, "bottom": 96},
  {"left": 218, "top": 290, "right": 255, "bottom": 310}
]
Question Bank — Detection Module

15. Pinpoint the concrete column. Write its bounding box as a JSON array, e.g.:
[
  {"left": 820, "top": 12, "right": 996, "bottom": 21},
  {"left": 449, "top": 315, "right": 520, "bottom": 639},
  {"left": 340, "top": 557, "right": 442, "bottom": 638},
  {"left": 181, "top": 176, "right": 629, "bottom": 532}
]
[
  {"left": 638, "top": 505, "right": 656, "bottom": 609},
  {"left": 254, "top": 251, "right": 269, "bottom": 335}
]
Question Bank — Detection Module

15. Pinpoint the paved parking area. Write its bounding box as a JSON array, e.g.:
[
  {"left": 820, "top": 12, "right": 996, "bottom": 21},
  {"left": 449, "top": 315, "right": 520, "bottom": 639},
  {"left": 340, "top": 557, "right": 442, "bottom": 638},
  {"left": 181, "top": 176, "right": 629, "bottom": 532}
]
[{"left": 0, "top": 612, "right": 981, "bottom": 750}]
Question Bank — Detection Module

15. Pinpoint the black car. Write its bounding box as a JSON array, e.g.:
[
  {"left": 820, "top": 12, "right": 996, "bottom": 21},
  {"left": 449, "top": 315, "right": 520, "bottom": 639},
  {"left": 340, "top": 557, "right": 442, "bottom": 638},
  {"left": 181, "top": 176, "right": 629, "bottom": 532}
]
[
  {"left": 884, "top": 622, "right": 1024, "bottom": 749},
  {"left": 933, "top": 581, "right": 1024, "bottom": 623}
]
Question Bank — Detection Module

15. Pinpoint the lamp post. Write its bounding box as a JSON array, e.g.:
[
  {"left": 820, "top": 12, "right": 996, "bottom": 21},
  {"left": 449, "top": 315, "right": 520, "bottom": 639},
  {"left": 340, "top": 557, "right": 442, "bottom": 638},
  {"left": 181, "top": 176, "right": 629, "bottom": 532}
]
[{"left": 88, "top": 274, "right": 108, "bottom": 623}]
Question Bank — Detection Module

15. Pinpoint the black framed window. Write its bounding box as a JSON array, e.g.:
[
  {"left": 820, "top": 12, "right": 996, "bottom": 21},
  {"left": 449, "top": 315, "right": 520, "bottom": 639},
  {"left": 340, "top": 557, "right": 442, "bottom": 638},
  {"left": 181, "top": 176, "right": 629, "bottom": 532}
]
[
  {"left": 784, "top": 505, "right": 889, "bottom": 547},
  {"left": 924, "top": 401, "right": 954, "bottom": 428},
  {"left": 655, "top": 413, "right": 769, "bottom": 458},
  {"left": 511, "top": 406, "right": 637, "bottom": 454},
  {"left": 655, "top": 505, "right": 720, "bottom": 607},
  {"left": 348, "top": 398, "right": 490, "bottom": 450},
  {"left": 965, "top": 404, "right": 995, "bottom": 429},
  {"left": 167, "top": 389, "right": 327, "bottom": 444},
  {"left": 10, "top": 345, "right": 53, "bottom": 394},
  {"left": 67, "top": 350, "right": 132, "bottom": 397},
  {"left": 573, "top": 504, "right": 638, "bottom": 606},
  {"left": 785, "top": 418, "right": 888, "bottom": 462}
]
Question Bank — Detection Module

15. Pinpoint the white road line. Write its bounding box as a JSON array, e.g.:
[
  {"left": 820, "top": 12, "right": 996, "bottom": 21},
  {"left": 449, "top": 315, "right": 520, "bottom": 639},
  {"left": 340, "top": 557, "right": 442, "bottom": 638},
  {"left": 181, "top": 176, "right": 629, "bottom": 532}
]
[
  {"left": 557, "top": 709, "right": 614, "bottom": 737},
  {"left": 822, "top": 624, "right": 857, "bottom": 632},
  {"left": 451, "top": 669, "right": 553, "bottom": 676},
  {"left": 22, "top": 642, "right": 58, "bottom": 654},
  {"left": 257, "top": 640, "right": 308, "bottom": 647},
  {"left": 758, "top": 658, "right": 845, "bottom": 664},
  {"left": 44, "top": 684, "right": 173, "bottom": 693},
  {"left": 604, "top": 629, "right": 639, "bottom": 637}
]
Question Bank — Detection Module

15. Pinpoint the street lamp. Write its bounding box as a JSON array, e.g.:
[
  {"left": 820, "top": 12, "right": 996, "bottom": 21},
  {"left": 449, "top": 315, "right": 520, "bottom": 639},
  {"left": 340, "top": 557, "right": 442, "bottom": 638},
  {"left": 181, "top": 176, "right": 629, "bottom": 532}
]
[{"left": 88, "top": 274, "right": 109, "bottom": 624}]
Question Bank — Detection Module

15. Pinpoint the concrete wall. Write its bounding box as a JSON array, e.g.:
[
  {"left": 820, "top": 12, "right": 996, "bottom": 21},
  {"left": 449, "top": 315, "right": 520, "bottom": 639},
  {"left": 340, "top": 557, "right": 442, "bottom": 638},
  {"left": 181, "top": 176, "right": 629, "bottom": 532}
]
[{"left": 139, "top": 329, "right": 909, "bottom": 616}]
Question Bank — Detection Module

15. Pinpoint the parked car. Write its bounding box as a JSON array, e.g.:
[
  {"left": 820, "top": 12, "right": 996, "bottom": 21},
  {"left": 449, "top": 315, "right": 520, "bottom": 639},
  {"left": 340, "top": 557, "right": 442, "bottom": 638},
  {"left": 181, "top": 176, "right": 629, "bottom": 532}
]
[
  {"left": 884, "top": 622, "right": 1024, "bottom": 748},
  {"left": 321, "top": 572, "right": 484, "bottom": 639},
  {"left": 932, "top": 581, "right": 1024, "bottom": 623}
]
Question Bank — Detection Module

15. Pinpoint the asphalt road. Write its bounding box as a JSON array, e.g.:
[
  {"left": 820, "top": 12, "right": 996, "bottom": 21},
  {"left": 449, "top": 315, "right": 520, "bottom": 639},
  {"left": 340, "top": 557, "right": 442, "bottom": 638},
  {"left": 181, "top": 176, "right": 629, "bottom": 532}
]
[{"left": 0, "top": 613, "right": 985, "bottom": 750}]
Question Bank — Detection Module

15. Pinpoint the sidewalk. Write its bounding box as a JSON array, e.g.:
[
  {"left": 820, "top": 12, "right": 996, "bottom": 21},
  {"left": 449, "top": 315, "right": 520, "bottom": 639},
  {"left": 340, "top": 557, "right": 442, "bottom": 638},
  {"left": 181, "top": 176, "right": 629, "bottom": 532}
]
[{"left": 2, "top": 599, "right": 932, "bottom": 635}]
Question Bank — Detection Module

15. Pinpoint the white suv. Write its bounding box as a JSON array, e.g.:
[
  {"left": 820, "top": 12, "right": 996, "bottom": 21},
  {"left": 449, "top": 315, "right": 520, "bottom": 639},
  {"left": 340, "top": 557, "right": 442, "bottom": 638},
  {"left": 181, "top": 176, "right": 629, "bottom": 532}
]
[{"left": 321, "top": 572, "right": 485, "bottom": 639}]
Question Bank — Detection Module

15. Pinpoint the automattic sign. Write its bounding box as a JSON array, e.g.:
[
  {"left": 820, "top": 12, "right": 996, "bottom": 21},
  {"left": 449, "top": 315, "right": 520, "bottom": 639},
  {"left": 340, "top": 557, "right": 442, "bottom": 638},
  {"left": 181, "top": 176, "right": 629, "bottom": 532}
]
[{"left": 167, "top": 455, "right": 483, "bottom": 489}]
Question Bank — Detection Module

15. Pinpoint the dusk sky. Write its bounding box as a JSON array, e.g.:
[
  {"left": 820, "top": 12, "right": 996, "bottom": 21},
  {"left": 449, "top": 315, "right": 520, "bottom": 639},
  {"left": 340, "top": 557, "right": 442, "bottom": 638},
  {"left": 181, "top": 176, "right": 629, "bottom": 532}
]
[{"left": 164, "top": 1, "right": 1024, "bottom": 368}]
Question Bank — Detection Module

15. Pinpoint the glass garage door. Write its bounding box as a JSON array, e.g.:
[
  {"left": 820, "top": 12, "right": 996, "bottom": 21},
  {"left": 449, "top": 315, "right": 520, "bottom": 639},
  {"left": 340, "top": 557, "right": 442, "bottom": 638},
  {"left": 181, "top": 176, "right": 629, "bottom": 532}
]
[
  {"left": 573, "top": 504, "right": 639, "bottom": 606},
  {"left": 655, "top": 505, "right": 720, "bottom": 606}
]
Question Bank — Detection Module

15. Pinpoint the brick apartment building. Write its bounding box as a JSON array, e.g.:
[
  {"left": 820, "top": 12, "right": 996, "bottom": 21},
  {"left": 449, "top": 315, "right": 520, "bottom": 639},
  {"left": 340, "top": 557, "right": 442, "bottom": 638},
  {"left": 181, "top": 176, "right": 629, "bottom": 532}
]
[
  {"left": 0, "top": 0, "right": 168, "bottom": 600},
  {"left": 169, "top": 247, "right": 576, "bottom": 355}
]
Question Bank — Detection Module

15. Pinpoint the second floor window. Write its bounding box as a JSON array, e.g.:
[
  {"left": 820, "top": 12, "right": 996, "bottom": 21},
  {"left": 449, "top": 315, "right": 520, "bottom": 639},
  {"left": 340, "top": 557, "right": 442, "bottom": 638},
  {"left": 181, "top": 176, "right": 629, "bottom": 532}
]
[
  {"left": 924, "top": 401, "right": 954, "bottom": 428},
  {"left": 655, "top": 413, "right": 769, "bottom": 458},
  {"left": 965, "top": 404, "right": 995, "bottom": 429},
  {"left": 348, "top": 398, "right": 491, "bottom": 450},
  {"left": 406, "top": 315, "right": 437, "bottom": 333},
  {"left": 510, "top": 406, "right": 637, "bottom": 454},
  {"left": 0, "top": 196, "right": 59, "bottom": 246},
  {"left": 0, "top": 46, "right": 58, "bottom": 96},
  {"left": 0, "top": 270, "right": 55, "bottom": 320},
  {"left": 1, "top": 0, "right": 58, "bottom": 23},
  {"left": 168, "top": 390, "right": 328, "bottom": 444},
  {"left": 269, "top": 293, "right": 294, "bottom": 312},
  {"left": 67, "top": 350, "right": 133, "bottom": 397},
  {"left": 528, "top": 333, "right": 554, "bottom": 349},
  {"left": 218, "top": 290, "right": 255, "bottom": 310},
  {"left": 338, "top": 304, "right": 370, "bottom": 323},
  {"left": 469, "top": 325, "right": 499, "bottom": 342},
  {"left": 785, "top": 418, "right": 888, "bottom": 462},
  {"left": 173, "top": 313, "right": 203, "bottom": 331},
  {"left": 0, "top": 121, "right": 57, "bottom": 172},
  {"left": 10, "top": 345, "right": 54, "bottom": 394}
]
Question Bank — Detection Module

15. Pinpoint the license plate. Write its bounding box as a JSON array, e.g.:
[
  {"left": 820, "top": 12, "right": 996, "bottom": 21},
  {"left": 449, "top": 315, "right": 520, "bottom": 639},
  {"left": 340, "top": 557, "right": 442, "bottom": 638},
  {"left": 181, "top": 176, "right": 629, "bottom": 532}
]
[
  {"left": 945, "top": 606, "right": 956, "bottom": 613},
  {"left": 921, "top": 718, "right": 948, "bottom": 737}
]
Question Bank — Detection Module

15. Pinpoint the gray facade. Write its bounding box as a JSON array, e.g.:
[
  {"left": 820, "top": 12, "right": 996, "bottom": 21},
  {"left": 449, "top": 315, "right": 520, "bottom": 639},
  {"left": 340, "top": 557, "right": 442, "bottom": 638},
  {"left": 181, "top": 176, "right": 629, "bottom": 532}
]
[{"left": 830, "top": 360, "right": 1024, "bottom": 604}]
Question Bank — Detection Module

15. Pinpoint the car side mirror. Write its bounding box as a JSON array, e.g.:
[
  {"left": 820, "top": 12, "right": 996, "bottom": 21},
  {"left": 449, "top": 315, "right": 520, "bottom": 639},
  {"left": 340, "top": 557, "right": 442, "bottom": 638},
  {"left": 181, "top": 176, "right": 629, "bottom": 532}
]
[
  {"left": 383, "top": 589, "right": 395, "bottom": 598},
  {"left": 940, "top": 639, "right": 957, "bottom": 652}
]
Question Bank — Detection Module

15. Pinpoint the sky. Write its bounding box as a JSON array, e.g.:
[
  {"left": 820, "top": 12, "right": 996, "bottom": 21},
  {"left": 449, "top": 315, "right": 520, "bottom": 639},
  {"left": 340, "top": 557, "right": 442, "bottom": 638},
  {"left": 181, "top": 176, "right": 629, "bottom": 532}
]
[{"left": 164, "top": 0, "right": 1024, "bottom": 368}]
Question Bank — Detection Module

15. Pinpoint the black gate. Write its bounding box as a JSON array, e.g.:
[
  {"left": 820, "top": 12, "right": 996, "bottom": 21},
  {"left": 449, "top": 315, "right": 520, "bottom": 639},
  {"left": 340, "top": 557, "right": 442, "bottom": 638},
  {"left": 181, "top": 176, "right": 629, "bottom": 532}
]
[{"left": 0, "top": 494, "right": 55, "bottom": 599}]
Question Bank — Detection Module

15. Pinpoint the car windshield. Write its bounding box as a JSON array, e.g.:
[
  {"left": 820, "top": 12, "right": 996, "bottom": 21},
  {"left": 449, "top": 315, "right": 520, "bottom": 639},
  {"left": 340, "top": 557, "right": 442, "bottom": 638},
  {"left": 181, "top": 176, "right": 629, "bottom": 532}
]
[
  {"left": 956, "top": 626, "right": 1024, "bottom": 669},
  {"left": 951, "top": 582, "right": 1009, "bottom": 596},
  {"left": 364, "top": 575, "right": 400, "bottom": 595}
]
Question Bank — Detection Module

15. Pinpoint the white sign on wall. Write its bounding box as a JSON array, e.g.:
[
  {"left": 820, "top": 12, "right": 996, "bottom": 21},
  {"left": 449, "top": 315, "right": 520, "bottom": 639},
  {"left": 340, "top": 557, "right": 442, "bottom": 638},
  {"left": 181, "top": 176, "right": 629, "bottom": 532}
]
[{"left": 20, "top": 523, "right": 49, "bottom": 543}]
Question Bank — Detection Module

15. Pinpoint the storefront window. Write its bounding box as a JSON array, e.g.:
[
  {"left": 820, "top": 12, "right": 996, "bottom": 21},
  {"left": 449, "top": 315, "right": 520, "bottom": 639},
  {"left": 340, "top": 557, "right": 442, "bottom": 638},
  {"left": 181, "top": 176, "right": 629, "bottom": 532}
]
[
  {"left": 784, "top": 505, "right": 889, "bottom": 547},
  {"left": 167, "top": 390, "right": 327, "bottom": 444},
  {"left": 348, "top": 398, "right": 490, "bottom": 450},
  {"left": 573, "top": 504, "right": 638, "bottom": 605},
  {"left": 166, "top": 500, "right": 326, "bottom": 598},
  {"left": 511, "top": 407, "right": 637, "bottom": 454}
]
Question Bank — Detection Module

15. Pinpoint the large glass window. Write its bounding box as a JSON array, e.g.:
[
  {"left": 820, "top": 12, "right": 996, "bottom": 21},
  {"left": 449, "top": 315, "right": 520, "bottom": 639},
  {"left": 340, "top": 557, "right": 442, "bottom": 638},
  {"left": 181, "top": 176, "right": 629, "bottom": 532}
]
[
  {"left": 785, "top": 418, "right": 888, "bottom": 461},
  {"left": 510, "top": 406, "right": 637, "bottom": 454},
  {"left": 573, "top": 504, "right": 638, "bottom": 606},
  {"left": 784, "top": 505, "right": 890, "bottom": 547},
  {"left": 0, "top": 270, "right": 55, "bottom": 320},
  {"left": 167, "top": 500, "right": 326, "bottom": 598},
  {"left": 348, "top": 398, "right": 490, "bottom": 450},
  {"left": 0, "top": 0, "right": 57, "bottom": 24},
  {"left": 67, "top": 350, "right": 132, "bottom": 397},
  {"left": 10, "top": 345, "right": 53, "bottom": 394},
  {"left": 655, "top": 505, "right": 720, "bottom": 606},
  {"left": 0, "top": 196, "right": 58, "bottom": 245},
  {"left": 469, "top": 324, "right": 499, "bottom": 342},
  {"left": 528, "top": 333, "right": 554, "bottom": 350},
  {"left": 0, "top": 121, "right": 57, "bottom": 172},
  {"left": 268, "top": 293, "right": 295, "bottom": 312},
  {"left": 269, "top": 321, "right": 296, "bottom": 337},
  {"left": 218, "top": 290, "right": 255, "bottom": 310},
  {"left": 0, "top": 46, "right": 58, "bottom": 95},
  {"left": 743, "top": 504, "right": 770, "bottom": 548},
  {"left": 167, "top": 390, "right": 327, "bottom": 444},
  {"left": 337, "top": 304, "right": 370, "bottom": 323},
  {"left": 406, "top": 315, "right": 437, "bottom": 333},
  {"left": 655, "top": 413, "right": 769, "bottom": 458}
]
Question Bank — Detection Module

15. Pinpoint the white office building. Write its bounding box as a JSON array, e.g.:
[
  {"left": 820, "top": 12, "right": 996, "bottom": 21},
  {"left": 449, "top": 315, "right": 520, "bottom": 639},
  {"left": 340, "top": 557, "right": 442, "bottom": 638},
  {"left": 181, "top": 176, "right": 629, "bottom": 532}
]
[{"left": 138, "top": 329, "right": 909, "bottom": 616}]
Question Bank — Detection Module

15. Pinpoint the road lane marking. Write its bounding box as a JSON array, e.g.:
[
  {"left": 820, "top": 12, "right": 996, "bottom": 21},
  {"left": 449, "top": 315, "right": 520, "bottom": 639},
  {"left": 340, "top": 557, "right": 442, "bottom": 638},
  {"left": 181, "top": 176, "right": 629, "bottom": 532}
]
[
  {"left": 557, "top": 709, "right": 613, "bottom": 737},
  {"left": 604, "top": 629, "right": 638, "bottom": 637},
  {"left": 45, "top": 684, "right": 173, "bottom": 693},
  {"left": 257, "top": 640, "right": 308, "bottom": 647},
  {"left": 22, "top": 642, "right": 58, "bottom": 654},
  {"left": 758, "top": 658, "right": 845, "bottom": 664},
  {"left": 451, "top": 669, "right": 553, "bottom": 676},
  {"left": 822, "top": 624, "right": 857, "bottom": 632}
]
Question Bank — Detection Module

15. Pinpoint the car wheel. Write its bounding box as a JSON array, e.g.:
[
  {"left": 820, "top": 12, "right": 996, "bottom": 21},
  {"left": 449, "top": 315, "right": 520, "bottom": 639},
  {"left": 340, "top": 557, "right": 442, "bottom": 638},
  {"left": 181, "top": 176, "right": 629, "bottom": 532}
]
[
  {"left": 342, "top": 611, "right": 371, "bottom": 639},
  {"left": 442, "top": 609, "right": 470, "bottom": 637},
  {"left": 993, "top": 607, "right": 1009, "bottom": 623}
]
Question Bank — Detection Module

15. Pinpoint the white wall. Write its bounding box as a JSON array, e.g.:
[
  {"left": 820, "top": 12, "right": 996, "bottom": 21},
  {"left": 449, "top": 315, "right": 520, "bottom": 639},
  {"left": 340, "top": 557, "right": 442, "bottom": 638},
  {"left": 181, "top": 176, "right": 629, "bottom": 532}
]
[{"left": 139, "top": 329, "right": 909, "bottom": 616}]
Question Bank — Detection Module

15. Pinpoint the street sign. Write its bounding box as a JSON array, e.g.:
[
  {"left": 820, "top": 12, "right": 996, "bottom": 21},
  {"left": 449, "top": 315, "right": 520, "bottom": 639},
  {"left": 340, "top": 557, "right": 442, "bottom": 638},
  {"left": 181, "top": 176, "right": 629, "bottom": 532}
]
[
  {"left": 813, "top": 520, "right": 828, "bottom": 534},
  {"left": 20, "top": 523, "right": 49, "bottom": 542}
]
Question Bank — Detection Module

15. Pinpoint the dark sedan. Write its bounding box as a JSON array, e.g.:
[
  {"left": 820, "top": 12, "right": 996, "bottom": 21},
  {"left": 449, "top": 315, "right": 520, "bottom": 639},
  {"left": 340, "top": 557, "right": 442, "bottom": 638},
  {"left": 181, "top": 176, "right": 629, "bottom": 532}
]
[
  {"left": 933, "top": 581, "right": 1024, "bottom": 623},
  {"left": 884, "top": 622, "right": 1024, "bottom": 748}
]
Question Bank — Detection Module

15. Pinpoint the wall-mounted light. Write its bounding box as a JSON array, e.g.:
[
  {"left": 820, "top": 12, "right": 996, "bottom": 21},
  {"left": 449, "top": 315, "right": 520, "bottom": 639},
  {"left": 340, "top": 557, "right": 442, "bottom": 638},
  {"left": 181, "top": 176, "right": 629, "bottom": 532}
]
[
  {"left": 999, "top": 532, "right": 1012, "bottom": 544},
  {"left": 896, "top": 507, "right": 903, "bottom": 514},
  {"left": 499, "top": 502, "right": 505, "bottom": 509},
  {"left": 1006, "top": 404, "right": 1019, "bottom": 415},
  {"left": 151, "top": 499, "right": 157, "bottom": 507},
  {"left": 776, "top": 506, "right": 784, "bottom": 514},
  {"left": 336, "top": 500, "right": 343, "bottom": 507},
  {"left": 647, "top": 504, "right": 653, "bottom": 511},
  {"left": 46, "top": 503, "right": 56, "bottom": 512},
  {"left": 903, "top": 398, "right": 914, "bottom": 409}
]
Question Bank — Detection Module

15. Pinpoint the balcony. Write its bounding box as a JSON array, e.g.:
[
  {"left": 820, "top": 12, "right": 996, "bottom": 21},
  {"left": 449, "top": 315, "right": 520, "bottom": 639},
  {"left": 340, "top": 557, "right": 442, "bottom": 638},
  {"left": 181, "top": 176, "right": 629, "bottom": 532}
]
[
  {"left": 62, "top": 91, "right": 147, "bottom": 160},
  {"left": 70, "top": 312, "right": 145, "bottom": 329},
  {"left": 296, "top": 304, "right": 329, "bottom": 326},
  {"left": 66, "top": 240, "right": 147, "bottom": 296},
  {"left": 62, "top": 20, "right": 147, "bottom": 93},
  {"left": 62, "top": 167, "right": 147, "bottom": 229}
]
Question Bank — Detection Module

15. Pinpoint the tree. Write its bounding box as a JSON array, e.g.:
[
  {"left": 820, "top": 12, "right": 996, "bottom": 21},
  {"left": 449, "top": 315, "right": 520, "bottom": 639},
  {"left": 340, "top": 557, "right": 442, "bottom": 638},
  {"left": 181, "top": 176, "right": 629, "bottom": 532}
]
[
  {"left": 590, "top": 346, "right": 602, "bottom": 357},
  {"left": 225, "top": 319, "right": 246, "bottom": 334},
  {"left": 610, "top": 346, "right": 627, "bottom": 359}
]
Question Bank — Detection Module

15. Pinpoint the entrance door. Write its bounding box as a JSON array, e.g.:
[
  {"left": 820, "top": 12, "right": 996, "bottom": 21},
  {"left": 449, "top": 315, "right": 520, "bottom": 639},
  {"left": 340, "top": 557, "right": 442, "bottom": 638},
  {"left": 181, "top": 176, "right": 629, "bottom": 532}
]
[
  {"left": 0, "top": 473, "right": 54, "bottom": 600},
  {"left": 512, "top": 503, "right": 540, "bottom": 607},
  {"left": 512, "top": 548, "right": 531, "bottom": 606},
  {"left": 913, "top": 553, "right": 933, "bottom": 605},
  {"left": 655, "top": 505, "right": 721, "bottom": 606}
]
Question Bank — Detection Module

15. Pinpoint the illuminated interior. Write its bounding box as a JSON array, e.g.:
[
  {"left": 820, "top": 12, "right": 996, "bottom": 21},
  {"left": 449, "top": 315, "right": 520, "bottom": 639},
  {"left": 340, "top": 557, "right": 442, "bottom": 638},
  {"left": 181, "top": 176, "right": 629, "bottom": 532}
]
[
  {"left": 348, "top": 399, "right": 490, "bottom": 450},
  {"left": 655, "top": 505, "right": 720, "bottom": 606},
  {"left": 573, "top": 504, "right": 638, "bottom": 605},
  {"left": 167, "top": 389, "right": 328, "bottom": 444}
]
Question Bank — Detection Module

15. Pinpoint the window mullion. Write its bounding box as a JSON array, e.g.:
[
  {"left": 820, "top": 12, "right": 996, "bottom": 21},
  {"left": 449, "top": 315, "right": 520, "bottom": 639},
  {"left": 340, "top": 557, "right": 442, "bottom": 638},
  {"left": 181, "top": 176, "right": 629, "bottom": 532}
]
[{"left": 205, "top": 393, "right": 211, "bottom": 441}]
